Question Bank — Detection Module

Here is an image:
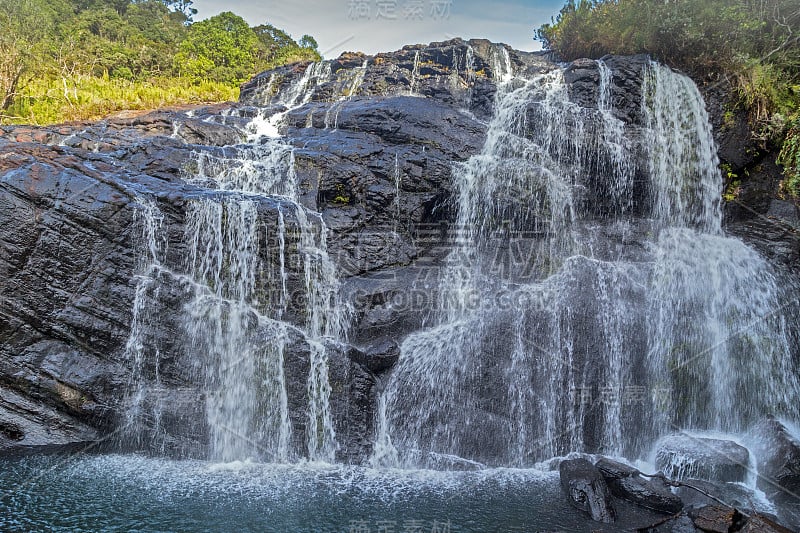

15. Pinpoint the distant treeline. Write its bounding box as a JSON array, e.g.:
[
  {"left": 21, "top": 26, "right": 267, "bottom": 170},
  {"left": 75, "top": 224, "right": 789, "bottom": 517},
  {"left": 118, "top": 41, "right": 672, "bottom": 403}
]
[{"left": 0, "top": 0, "right": 320, "bottom": 123}]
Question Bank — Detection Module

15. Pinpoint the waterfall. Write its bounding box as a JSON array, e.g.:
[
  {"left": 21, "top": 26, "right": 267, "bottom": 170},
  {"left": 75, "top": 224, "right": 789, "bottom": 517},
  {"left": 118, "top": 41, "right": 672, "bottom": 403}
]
[
  {"left": 374, "top": 60, "right": 800, "bottom": 468},
  {"left": 408, "top": 51, "right": 421, "bottom": 96},
  {"left": 324, "top": 59, "right": 369, "bottom": 130},
  {"left": 122, "top": 198, "right": 168, "bottom": 452},
  {"left": 186, "top": 141, "right": 345, "bottom": 462},
  {"left": 119, "top": 52, "right": 798, "bottom": 469},
  {"left": 123, "top": 62, "right": 348, "bottom": 463},
  {"left": 643, "top": 61, "right": 722, "bottom": 233}
]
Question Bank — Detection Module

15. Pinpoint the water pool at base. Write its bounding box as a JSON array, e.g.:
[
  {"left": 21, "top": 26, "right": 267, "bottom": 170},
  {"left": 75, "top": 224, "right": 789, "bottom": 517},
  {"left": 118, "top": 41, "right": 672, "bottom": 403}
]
[{"left": 0, "top": 454, "right": 667, "bottom": 532}]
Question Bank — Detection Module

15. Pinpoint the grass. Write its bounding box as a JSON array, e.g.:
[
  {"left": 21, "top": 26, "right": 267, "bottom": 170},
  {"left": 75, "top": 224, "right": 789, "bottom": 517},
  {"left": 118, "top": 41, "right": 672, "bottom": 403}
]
[{"left": 1, "top": 76, "right": 240, "bottom": 126}]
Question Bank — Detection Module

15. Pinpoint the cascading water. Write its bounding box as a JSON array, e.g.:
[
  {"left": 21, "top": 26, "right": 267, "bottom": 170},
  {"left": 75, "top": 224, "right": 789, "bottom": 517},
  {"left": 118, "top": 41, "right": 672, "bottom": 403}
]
[
  {"left": 643, "top": 62, "right": 722, "bottom": 233},
  {"left": 122, "top": 198, "right": 169, "bottom": 452},
  {"left": 373, "top": 59, "right": 800, "bottom": 468},
  {"left": 122, "top": 62, "right": 348, "bottom": 463},
  {"left": 119, "top": 50, "right": 799, "bottom": 476}
]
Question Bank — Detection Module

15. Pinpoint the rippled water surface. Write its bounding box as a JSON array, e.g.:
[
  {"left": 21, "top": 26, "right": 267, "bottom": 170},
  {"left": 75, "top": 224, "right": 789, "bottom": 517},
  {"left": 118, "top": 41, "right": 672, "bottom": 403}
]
[{"left": 0, "top": 454, "right": 668, "bottom": 532}]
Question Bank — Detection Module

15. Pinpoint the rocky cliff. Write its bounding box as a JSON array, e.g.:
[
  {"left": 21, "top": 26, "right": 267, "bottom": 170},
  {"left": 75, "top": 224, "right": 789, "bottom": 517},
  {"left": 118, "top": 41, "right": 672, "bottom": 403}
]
[{"left": 0, "top": 38, "right": 797, "bottom": 460}]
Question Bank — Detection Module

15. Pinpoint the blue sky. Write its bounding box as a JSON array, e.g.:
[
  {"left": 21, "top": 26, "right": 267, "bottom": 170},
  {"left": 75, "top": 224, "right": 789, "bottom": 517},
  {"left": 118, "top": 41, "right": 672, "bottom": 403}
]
[{"left": 192, "top": 0, "right": 564, "bottom": 58}]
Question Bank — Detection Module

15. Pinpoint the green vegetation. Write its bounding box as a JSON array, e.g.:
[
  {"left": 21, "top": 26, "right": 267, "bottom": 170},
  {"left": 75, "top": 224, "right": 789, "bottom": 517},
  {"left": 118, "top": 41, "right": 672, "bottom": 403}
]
[
  {"left": 537, "top": 0, "right": 800, "bottom": 197},
  {"left": 778, "top": 117, "right": 800, "bottom": 196},
  {"left": 0, "top": 0, "right": 321, "bottom": 125}
]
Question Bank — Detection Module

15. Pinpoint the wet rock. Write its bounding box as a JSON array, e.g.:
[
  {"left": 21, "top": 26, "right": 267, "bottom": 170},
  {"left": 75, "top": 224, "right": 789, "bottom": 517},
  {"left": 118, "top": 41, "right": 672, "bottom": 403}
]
[
  {"left": 327, "top": 343, "right": 378, "bottom": 464},
  {"left": 559, "top": 458, "right": 616, "bottom": 523},
  {"left": 563, "top": 54, "right": 650, "bottom": 124},
  {"left": 0, "top": 386, "right": 98, "bottom": 455},
  {"left": 749, "top": 417, "right": 800, "bottom": 502},
  {"left": 617, "top": 476, "right": 683, "bottom": 515},
  {"left": 596, "top": 456, "right": 641, "bottom": 478},
  {"left": 646, "top": 512, "right": 701, "bottom": 533},
  {"left": 595, "top": 457, "right": 683, "bottom": 514},
  {"left": 674, "top": 478, "right": 757, "bottom": 511},
  {"left": 241, "top": 38, "right": 555, "bottom": 119},
  {"left": 688, "top": 505, "right": 743, "bottom": 533},
  {"left": 738, "top": 513, "right": 797, "bottom": 533},
  {"left": 343, "top": 266, "right": 438, "bottom": 345},
  {"left": 347, "top": 338, "right": 401, "bottom": 374},
  {"left": 656, "top": 435, "right": 750, "bottom": 483}
]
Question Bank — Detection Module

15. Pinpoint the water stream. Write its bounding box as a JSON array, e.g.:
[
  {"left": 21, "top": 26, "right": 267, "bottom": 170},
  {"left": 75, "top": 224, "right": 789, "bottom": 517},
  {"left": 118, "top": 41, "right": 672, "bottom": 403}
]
[
  {"left": 122, "top": 63, "right": 347, "bottom": 463},
  {"left": 373, "top": 60, "right": 800, "bottom": 468}
]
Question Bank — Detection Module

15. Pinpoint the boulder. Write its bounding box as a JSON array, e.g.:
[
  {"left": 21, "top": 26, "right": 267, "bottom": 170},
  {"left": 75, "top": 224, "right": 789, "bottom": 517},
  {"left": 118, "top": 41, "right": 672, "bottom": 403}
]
[
  {"left": 595, "top": 456, "right": 640, "bottom": 479},
  {"left": 559, "top": 458, "right": 616, "bottom": 523},
  {"left": 688, "top": 505, "right": 744, "bottom": 533},
  {"left": 595, "top": 457, "right": 683, "bottom": 514},
  {"left": 656, "top": 435, "right": 750, "bottom": 483}
]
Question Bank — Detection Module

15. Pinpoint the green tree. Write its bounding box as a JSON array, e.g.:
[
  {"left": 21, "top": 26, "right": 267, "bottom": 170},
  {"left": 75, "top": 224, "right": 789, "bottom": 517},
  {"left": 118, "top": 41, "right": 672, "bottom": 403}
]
[
  {"left": 161, "top": 0, "right": 197, "bottom": 22},
  {"left": 252, "top": 24, "right": 321, "bottom": 72},
  {"left": 0, "top": 0, "right": 72, "bottom": 110},
  {"left": 298, "top": 35, "right": 318, "bottom": 51},
  {"left": 175, "top": 11, "right": 258, "bottom": 83}
]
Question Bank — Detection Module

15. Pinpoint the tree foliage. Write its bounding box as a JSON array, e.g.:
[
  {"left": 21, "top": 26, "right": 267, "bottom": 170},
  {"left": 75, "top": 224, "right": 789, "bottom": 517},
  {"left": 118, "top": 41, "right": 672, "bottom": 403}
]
[
  {"left": 252, "top": 24, "right": 321, "bottom": 72},
  {"left": 175, "top": 12, "right": 258, "bottom": 83},
  {"left": 0, "top": 0, "right": 322, "bottom": 120},
  {"left": 537, "top": 0, "right": 798, "bottom": 75}
]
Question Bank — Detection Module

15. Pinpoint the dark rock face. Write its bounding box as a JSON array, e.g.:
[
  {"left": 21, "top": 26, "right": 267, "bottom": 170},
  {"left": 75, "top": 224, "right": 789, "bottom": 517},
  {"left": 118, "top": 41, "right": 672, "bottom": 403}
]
[
  {"left": 347, "top": 338, "right": 400, "bottom": 374},
  {"left": 0, "top": 144, "right": 143, "bottom": 454},
  {"left": 656, "top": 435, "right": 750, "bottom": 483},
  {"left": 700, "top": 76, "right": 800, "bottom": 267},
  {"left": 0, "top": 37, "right": 797, "bottom": 474},
  {"left": 563, "top": 54, "right": 650, "bottom": 125},
  {"left": 559, "top": 458, "right": 617, "bottom": 523},
  {"left": 240, "top": 38, "right": 554, "bottom": 120}
]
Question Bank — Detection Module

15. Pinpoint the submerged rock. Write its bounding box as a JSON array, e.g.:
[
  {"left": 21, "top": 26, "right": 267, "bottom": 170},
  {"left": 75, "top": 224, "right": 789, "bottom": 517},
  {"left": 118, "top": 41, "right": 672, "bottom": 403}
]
[{"left": 559, "top": 458, "right": 616, "bottom": 523}]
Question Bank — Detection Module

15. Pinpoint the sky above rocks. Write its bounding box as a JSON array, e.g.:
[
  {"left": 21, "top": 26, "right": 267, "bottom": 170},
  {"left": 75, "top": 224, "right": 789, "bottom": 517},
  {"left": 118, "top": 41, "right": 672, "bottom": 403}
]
[{"left": 192, "top": 0, "right": 562, "bottom": 58}]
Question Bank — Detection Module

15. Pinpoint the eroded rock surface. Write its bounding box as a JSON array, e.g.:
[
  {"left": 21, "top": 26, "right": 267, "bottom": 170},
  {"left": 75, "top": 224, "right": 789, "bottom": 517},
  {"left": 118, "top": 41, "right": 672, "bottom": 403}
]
[{"left": 0, "top": 39, "right": 797, "bottom": 471}]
